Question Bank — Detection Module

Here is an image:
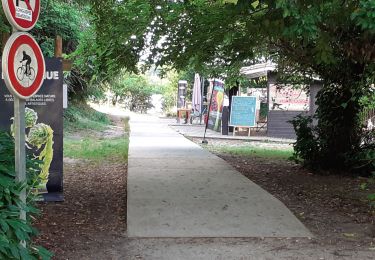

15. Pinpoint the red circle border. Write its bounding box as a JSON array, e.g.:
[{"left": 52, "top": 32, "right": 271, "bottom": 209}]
[
  {"left": 7, "top": 0, "right": 40, "bottom": 30},
  {"left": 6, "top": 34, "right": 45, "bottom": 98}
]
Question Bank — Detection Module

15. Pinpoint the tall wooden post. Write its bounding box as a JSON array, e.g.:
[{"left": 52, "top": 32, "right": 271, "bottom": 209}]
[{"left": 54, "top": 35, "right": 62, "bottom": 58}]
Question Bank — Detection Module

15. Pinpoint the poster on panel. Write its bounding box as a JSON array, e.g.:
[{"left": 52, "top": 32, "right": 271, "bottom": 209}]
[
  {"left": 0, "top": 58, "right": 63, "bottom": 202},
  {"left": 207, "top": 79, "right": 225, "bottom": 132},
  {"left": 269, "top": 84, "right": 309, "bottom": 111}
]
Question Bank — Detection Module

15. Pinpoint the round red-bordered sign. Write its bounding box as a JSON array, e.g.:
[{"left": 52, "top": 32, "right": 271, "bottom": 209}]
[
  {"left": 2, "top": 32, "right": 45, "bottom": 99},
  {"left": 2, "top": 0, "right": 40, "bottom": 31}
]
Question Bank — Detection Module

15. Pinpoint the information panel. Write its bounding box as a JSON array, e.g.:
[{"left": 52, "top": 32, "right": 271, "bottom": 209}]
[
  {"left": 0, "top": 58, "right": 63, "bottom": 201},
  {"left": 230, "top": 96, "right": 256, "bottom": 127}
]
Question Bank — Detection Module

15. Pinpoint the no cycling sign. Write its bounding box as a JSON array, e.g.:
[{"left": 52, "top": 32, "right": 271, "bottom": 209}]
[
  {"left": 2, "top": 0, "right": 41, "bottom": 31},
  {"left": 2, "top": 32, "right": 45, "bottom": 99},
  {"left": 1, "top": 0, "right": 45, "bottom": 224},
  {"left": 1, "top": 0, "right": 44, "bottom": 98}
]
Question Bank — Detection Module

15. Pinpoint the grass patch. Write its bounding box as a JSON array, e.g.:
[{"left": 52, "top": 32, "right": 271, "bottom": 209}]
[
  {"left": 64, "top": 136, "right": 129, "bottom": 161},
  {"left": 64, "top": 102, "right": 129, "bottom": 161},
  {"left": 64, "top": 103, "right": 112, "bottom": 133},
  {"left": 213, "top": 146, "right": 293, "bottom": 159}
]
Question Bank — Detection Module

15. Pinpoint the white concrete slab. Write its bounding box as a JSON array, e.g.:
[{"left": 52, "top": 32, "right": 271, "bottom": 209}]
[{"left": 127, "top": 114, "right": 312, "bottom": 238}]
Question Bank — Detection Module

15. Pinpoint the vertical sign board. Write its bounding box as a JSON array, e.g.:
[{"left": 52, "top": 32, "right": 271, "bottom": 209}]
[
  {"left": 0, "top": 58, "right": 63, "bottom": 201},
  {"left": 229, "top": 96, "right": 257, "bottom": 127},
  {"left": 177, "top": 80, "right": 187, "bottom": 108},
  {"left": 207, "top": 80, "right": 225, "bottom": 132}
]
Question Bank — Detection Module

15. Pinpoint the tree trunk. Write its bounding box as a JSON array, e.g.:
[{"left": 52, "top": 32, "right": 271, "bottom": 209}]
[{"left": 315, "top": 84, "right": 363, "bottom": 171}]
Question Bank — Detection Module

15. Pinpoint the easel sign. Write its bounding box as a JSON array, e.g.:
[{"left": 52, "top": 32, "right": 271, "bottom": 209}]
[{"left": 230, "top": 96, "right": 257, "bottom": 136}]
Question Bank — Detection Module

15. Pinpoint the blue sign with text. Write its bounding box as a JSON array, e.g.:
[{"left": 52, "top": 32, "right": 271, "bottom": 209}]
[{"left": 230, "top": 96, "right": 257, "bottom": 127}]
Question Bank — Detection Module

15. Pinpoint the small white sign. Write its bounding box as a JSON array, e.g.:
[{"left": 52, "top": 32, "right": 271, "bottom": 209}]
[
  {"left": 15, "top": 6, "right": 32, "bottom": 21},
  {"left": 63, "top": 84, "right": 68, "bottom": 108}
]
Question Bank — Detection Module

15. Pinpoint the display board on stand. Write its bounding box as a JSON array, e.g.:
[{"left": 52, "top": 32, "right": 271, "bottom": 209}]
[{"left": 229, "top": 96, "right": 257, "bottom": 136}]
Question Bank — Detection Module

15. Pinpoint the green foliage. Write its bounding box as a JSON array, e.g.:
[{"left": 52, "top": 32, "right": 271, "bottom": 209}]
[
  {"left": 351, "top": 0, "right": 375, "bottom": 31},
  {"left": 64, "top": 103, "right": 111, "bottom": 133},
  {"left": 348, "top": 129, "right": 375, "bottom": 174},
  {"left": 90, "top": 0, "right": 267, "bottom": 80},
  {"left": 31, "top": 0, "right": 82, "bottom": 56},
  {"left": 291, "top": 87, "right": 375, "bottom": 175},
  {"left": 64, "top": 136, "right": 129, "bottom": 161},
  {"left": 158, "top": 70, "right": 183, "bottom": 113},
  {"left": 66, "top": 17, "right": 106, "bottom": 101},
  {"left": 0, "top": 132, "right": 52, "bottom": 260},
  {"left": 290, "top": 115, "right": 320, "bottom": 167},
  {"left": 109, "top": 72, "right": 158, "bottom": 112},
  {"left": 360, "top": 172, "right": 375, "bottom": 207},
  {"left": 89, "top": 0, "right": 374, "bottom": 89},
  {"left": 208, "top": 144, "right": 293, "bottom": 160},
  {"left": 360, "top": 89, "right": 375, "bottom": 109},
  {"left": 64, "top": 105, "right": 129, "bottom": 161}
]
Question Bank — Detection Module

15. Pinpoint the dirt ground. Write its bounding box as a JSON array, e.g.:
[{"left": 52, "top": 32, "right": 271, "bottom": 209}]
[
  {"left": 32, "top": 124, "right": 375, "bottom": 259},
  {"left": 33, "top": 116, "right": 128, "bottom": 259},
  {"left": 33, "top": 160, "right": 127, "bottom": 258}
]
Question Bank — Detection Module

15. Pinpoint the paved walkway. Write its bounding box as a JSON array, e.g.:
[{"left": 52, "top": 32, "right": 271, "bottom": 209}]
[{"left": 127, "top": 114, "right": 311, "bottom": 238}]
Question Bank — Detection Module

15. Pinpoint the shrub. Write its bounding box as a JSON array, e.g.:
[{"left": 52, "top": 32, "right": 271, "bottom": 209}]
[
  {"left": 291, "top": 114, "right": 375, "bottom": 175},
  {"left": 290, "top": 114, "right": 320, "bottom": 168},
  {"left": 0, "top": 131, "right": 52, "bottom": 259}
]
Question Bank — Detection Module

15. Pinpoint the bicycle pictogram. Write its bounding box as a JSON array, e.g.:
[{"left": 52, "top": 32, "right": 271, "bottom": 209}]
[{"left": 17, "top": 51, "right": 35, "bottom": 81}]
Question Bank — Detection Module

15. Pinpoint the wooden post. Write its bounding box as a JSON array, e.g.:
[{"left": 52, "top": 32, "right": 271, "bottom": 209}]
[{"left": 54, "top": 35, "right": 62, "bottom": 58}]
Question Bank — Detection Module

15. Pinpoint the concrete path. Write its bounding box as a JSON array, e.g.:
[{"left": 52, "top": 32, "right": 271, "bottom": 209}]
[{"left": 127, "top": 114, "right": 311, "bottom": 238}]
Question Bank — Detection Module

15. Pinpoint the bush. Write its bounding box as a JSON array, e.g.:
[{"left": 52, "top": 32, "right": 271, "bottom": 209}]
[
  {"left": 0, "top": 131, "right": 52, "bottom": 259},
  {"left": 291, "top": 114, "right": 375, "bottom": 175},
  {"left": 290, "top": 114, "right": 320, "bottom": 168}
]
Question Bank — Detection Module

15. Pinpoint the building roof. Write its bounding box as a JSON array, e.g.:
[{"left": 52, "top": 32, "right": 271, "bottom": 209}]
[{"left": 240, "top": 62, "right": 276, "bottom": 79}]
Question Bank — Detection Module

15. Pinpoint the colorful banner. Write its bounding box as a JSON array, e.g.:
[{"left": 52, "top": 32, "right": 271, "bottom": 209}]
[
  {"left": 0, "top": 58, "right": 63, "bottom": 202},
  {"left": 208, "top": 80, "right": 225, "bottom": 132}
]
